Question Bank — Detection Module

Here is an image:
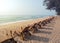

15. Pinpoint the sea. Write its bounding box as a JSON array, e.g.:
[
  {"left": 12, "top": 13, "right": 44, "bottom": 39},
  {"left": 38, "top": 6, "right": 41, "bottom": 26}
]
[{"left": 0, "top": 12, "right": 56, "bottom": 24}]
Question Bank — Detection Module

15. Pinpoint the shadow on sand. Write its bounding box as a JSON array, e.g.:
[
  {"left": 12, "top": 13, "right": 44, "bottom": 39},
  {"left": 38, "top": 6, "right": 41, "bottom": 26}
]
[
  {"left": 34, "top": 30, "right": 52, "bottom": 34},
  {"left": 28, "top": 35, "right": 49, "bottom": 42},
  {"left": 40, "top": 27, "right": 53, "bottom": 30}
]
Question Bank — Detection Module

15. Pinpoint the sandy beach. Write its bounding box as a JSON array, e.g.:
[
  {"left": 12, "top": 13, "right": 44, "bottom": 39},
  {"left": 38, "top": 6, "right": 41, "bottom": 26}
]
[{"left": 0, "top": 16, "right": 60, "bottom": 43}]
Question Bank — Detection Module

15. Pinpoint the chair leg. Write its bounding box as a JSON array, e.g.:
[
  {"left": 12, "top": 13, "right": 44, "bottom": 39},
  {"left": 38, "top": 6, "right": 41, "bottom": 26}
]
[{"left": 19, "top": 32, "right": 25, "bottom": 40}]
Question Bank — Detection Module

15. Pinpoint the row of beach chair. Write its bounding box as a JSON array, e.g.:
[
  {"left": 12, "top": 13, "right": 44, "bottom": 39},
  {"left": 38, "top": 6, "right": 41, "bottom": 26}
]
[{"left": 1, "top": 16, "right": 54, "bottom": 43}]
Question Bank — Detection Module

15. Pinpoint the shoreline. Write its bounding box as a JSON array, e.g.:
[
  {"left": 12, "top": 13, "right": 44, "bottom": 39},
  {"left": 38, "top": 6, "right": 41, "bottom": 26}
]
[
  {"left": 0, "top": 15, "right": 56, "bottom": 25},
  {"left": 0, "top": 16, "right": 54, "bottom": 25},
  {"left": 0, "top": 18, "right": 44, "bottom": 25},
  {"left": 0, "top": 19, "right": 32, "bottom": 25}
]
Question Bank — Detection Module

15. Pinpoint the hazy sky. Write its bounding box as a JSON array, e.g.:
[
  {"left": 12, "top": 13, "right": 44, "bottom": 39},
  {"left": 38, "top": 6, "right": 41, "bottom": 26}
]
[{"left": 0, "top": 0, "right": 55, "bottom": 16}]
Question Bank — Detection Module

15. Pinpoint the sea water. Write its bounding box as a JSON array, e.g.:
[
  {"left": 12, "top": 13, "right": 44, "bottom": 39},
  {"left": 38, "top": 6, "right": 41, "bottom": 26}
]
[{"left": 0, "top": 12, "right": 56, "bottom": 24}]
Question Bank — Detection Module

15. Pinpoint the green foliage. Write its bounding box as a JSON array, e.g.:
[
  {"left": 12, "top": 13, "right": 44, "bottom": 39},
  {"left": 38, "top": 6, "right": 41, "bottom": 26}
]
[{"left": 44, "top": 0, "right": 60, "bottom": 15}]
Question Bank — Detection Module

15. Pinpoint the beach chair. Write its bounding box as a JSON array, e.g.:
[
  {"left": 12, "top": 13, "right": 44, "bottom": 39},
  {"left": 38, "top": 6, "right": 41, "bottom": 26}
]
[
  {"left": 20, "top": 26, "right": 31, "bottom": 40},
  {"left": 36, "top": 21, "right": 42, "bottom": 28},
  {"left": 1, "top": 38, "right": 17, "bottom": 43},
  {"left": 28, "top": 23, "right": 39, "bottom": 33}
]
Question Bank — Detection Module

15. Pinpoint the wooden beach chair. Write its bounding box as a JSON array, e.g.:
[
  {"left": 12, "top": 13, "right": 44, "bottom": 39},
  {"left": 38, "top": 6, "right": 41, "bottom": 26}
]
[
  {"left": 19, "top": 26, "right": 31, "bottom": 40},
  {"left": 28, "top": 23, "right": 39, "bottom": 33},
  {"left": 1, "top": 38, "right": 17, "bottom": 43},
  {"left": 0, "top": 23, "right": 32, "bottom": 42}
]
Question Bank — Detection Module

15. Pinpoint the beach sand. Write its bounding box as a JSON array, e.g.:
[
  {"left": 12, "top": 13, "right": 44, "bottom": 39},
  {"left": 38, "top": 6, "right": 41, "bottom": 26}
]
[
  {"left": 0, "top": 16, "right": 60, "bottom": 43},
  {"left": 20, "top": 16, "right": 60, "bottom": 43}
]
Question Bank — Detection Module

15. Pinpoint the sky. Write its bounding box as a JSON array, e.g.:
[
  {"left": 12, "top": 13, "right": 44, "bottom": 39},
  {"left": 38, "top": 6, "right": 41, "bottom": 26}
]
[{"left": 0, "top": 0, "right": 56, "bottom": 16}]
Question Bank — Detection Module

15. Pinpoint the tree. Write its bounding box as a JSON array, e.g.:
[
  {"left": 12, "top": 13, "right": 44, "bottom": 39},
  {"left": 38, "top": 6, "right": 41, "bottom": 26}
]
[{"left": 44, "top": 0, "right": 60, "bottom": 15}]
